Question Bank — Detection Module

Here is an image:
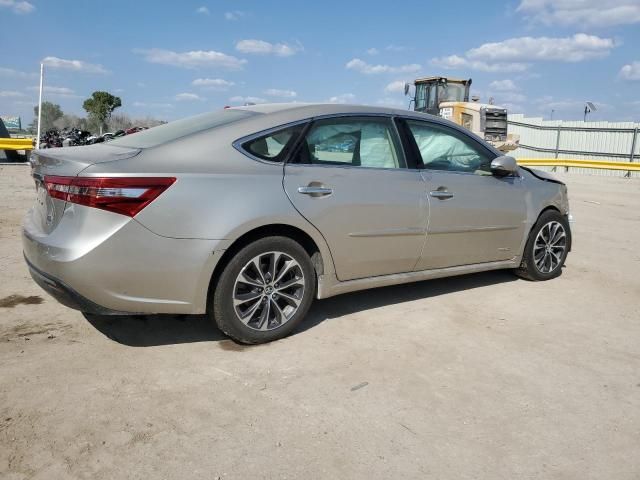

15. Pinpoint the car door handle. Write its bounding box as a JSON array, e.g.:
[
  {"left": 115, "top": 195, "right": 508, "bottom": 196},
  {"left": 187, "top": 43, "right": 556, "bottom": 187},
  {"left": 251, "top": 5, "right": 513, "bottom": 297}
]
[
  {"left": 298, "top": 186, "right": 333, "bottom": 196},
  {"left": 429, "top": 190, "right": 454, "bottom": 200}
]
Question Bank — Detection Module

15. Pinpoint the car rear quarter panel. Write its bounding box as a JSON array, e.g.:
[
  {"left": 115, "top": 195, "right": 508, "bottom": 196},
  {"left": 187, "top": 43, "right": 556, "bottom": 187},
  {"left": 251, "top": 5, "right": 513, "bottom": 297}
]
[{"left": 79, "top": 126, "right": 336, "bottom": 279}]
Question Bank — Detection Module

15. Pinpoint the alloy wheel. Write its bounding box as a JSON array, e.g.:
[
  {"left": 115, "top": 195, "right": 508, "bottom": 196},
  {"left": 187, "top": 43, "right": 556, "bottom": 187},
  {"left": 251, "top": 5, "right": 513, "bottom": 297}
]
[
  {"left": 533, "top": 220, "right": 567, "bottom": 274},
  {"left": 232, "top": 251, "right": 305, "bottom": 331}
]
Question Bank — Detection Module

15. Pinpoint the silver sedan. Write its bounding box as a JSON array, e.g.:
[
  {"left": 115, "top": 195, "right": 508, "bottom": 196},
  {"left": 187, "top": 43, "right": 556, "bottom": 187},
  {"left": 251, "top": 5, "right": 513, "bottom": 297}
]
[{"left": 23, "top": 104, "right": 571, "bottom": 344}]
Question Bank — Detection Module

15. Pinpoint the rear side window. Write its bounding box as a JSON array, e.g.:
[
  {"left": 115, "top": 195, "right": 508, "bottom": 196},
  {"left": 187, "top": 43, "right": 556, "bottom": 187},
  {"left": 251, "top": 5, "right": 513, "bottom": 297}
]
[
  {"left": 291, "top": 117, "right": 404, "bottom": 169},
  {"left": 242, "top": 124, "right": 304, "bottom": 162},
  {"left": 109, "top": 109, "right": 255, "bottom": 148}
]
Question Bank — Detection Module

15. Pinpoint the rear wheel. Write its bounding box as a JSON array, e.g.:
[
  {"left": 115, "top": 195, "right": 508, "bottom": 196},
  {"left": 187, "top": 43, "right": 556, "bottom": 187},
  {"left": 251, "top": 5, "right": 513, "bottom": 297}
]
[
  {"left": 212, "top": 236, "right": 316, "bottom": 344},
  {"left": 516, "top": 210, "right": 570, "bottom": 281}
]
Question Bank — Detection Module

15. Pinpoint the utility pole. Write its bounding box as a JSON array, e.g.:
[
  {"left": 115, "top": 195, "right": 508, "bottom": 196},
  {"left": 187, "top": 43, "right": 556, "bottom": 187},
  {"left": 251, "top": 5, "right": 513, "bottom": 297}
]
[{"left": 36, "top": 63, "right": 44, "bottom": 149}]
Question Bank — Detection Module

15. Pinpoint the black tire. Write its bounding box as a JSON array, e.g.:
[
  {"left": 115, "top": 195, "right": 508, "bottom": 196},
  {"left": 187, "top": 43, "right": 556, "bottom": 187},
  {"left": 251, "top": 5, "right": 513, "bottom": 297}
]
[
  {"left": 211, "top": 236, "right": 316, "bottom": 344},
  {"left": 515, "top": 210, "right": 571, "bottom": 281}
]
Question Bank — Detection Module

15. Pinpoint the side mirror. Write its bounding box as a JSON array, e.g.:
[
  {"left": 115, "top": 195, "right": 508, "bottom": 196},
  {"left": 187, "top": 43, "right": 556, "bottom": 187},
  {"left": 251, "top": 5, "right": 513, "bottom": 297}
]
[
  {"left": 404, "top": 82, "right": 411, "bottom": 96},
  {"left": 490, "top": 155, "right": 518, "bottom": 176}
]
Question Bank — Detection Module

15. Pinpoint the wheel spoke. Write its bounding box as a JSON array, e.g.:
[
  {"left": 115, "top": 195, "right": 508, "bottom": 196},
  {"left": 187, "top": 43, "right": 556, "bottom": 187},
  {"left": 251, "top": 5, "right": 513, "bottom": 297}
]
[
  {"left": 239, "top": 269, "right": 263, "bottom": 288},
  {"left": 550, "top": 231, "right": 566, "bottom": 246},
  {"left": 275, "top": 275, "right": 304, "bottom": 291},
  {"left": 239, "top": 298, "right": 262, "bottom": 322},
  {"left": 274, "top": 258, "right": 297, "bottom": 285},
  {"left": 233, "top": 290, "right": 262, "bottom": 306},
  {"left": 252, "top": 258, "right": 267, "bottom": 285},
  {"left": 266, "top": 252, "right": 279, "bottom": 284},
  {"left": 277, "top": 290, "right": 302, "bottom": 307},
  {"left": 257, "top": 298, "right": 271, "bottom": 330},
  {"left": 270, "top": 298, "right": 288, "bottom": 325}
]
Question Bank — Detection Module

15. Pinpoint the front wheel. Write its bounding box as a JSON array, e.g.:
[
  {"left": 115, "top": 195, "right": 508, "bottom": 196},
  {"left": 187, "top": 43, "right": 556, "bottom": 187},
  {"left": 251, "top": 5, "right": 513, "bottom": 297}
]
[
  {"left": 212, "top": 236, "right": 316, "bottom": 344},
  {"left": 515, "top": 210, "right": 571, "bottom": 281}
]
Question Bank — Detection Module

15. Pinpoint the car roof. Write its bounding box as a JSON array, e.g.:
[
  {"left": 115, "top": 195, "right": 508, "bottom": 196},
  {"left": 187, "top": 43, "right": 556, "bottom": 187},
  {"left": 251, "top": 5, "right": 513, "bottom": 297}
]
[
  {"left": 231, "top": 102, "right": 417, "bottom": 118},
  {"left": 227, "top": 102, "right": 458, "bottom": 128}
]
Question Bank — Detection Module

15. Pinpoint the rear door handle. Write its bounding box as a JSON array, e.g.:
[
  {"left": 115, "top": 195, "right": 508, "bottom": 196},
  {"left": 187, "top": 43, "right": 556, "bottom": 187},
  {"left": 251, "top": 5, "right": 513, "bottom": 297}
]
[
  {"left": 429, "top": 190, "right": 454, "bottom": 200},
  {"left": 298, "top": 186, "right": 333, "bottom": 197}
]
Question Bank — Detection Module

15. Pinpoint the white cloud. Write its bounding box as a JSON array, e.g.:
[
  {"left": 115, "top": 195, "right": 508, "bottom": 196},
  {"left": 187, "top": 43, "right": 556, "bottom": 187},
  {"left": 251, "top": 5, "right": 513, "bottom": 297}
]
[
  {"left": 517, "top": 0, "right": 640, "bottom": 27},
  {"left": 366, "top": 48, "right": 379, "bottom": 56},
  {"left": 496, "top": 92, "right": 527, "bottom": 103},
  {"left": 134, "top": 48, "right": 247, "bottom": 70},
  {"left": 28, "top": 85, "right": 79, "bottom": 98},
  {"left": 327, "top": 93, "right": 356, "bottom": 104},
  {"left": 264, "top": 88, "right": 297, "bottom": 98},
  {"left": 384, "top": 80, "right": 408, "bottom": 93},
  {"left": 136, "top": 82, "right": 146, "bottom": 87},
  {"left": 132, "top": 101, "right": 173, "bottom": 109},
  {"left": 534, "top": 96, "right": 610, "bottom": 112},
  {"left": 0, "top": 0, "right": 35, "bottom": 14},
  {"left": 225, "top": 10, "right": 245, "bottom": 20},
  {"left": 42, "top": 56, "right": 108, "bottom": 74},
  {"left": 0, "top": 90, "right": 26, "bottom": 98},
  {"left": 229, "top": 95, "right": 267, "bottom": 104},
  {"left": 175, "top": 92, "right": 204, "bottom": 101},
  {"left": 376, "top": 97, "right": 405, "bottom": 108},
  {"left": 467, "top": 34, "right": 615, "bottom": 63},
  {"left": 346, "top": 58, "right": 421, "bottom": 75},
  {"left": 196, "top": 6, "right": 209, "bottom": 15},
  {"left": 192, "top": 78, "right": 235, "bottom": 90},
  {"left": 0, "top": 67, "right": 36, "bottom": 79},
  {"left": 619, "top": 61, "right": 640, "bottom": 81},
  {"left": 432, "top": 33, "right": 615, "bottom": 74},
  {"left": 235, "top": 39, "right": 301, "bottom": 57},
  {"left": 489, "top": 79, "right": 518, "bottom": 91},
  {"left": 431, "top": 55, "right": 528, "bottom": 73},
  {"left": 385, "top": 44, "right": 407, "bottom": 52}
]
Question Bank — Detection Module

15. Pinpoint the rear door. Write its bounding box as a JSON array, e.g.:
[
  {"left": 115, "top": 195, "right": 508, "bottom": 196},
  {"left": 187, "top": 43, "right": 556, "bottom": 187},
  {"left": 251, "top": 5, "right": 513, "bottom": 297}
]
[
  {"left": 283, "top": 116, "right": 428, "bottom": 281},
  {"left": 398, "top": 118, "right": 527, "bottom": 270}
]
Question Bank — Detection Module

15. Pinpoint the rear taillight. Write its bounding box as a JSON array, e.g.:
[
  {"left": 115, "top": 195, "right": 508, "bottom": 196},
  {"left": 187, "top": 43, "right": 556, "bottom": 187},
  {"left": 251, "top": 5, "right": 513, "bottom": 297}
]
[{"left": 44, "top": 176, "right": 176, "bottom": 217}]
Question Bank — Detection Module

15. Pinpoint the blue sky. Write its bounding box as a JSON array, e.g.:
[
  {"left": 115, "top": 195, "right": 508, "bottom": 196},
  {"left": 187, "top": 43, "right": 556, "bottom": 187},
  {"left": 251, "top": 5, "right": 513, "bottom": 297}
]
[{"left": 1, "top": 0, "right": 640, "bottom": 124}]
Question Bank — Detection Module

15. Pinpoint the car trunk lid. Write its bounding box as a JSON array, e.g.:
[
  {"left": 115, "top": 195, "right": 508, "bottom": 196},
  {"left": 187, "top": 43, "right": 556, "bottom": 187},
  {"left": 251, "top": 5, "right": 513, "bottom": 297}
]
[{"left": 29, "top": 144, "right": 141, "bottom": 233}]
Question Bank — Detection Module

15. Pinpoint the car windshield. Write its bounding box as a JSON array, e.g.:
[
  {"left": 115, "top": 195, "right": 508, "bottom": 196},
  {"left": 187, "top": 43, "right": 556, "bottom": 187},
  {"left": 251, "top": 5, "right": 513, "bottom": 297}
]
[
  {"left": 108, "top": 109, "right": 256, "bottom": 148},
  {"left": 439, "top": 83, "right": 466, "bottom": 102}
]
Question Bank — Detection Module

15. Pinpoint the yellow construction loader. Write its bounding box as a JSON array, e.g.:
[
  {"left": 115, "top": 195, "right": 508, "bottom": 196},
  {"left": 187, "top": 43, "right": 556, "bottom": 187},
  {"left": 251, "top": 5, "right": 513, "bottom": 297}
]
[{"left": 405, "top": 76, "right": 519, "bottom": 152}]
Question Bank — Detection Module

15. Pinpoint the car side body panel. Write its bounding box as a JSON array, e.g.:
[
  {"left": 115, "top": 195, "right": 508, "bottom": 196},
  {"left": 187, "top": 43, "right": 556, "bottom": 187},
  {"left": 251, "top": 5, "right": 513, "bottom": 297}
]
[{"left": 22, "top": 103, "right": 571, "bottom": 313}]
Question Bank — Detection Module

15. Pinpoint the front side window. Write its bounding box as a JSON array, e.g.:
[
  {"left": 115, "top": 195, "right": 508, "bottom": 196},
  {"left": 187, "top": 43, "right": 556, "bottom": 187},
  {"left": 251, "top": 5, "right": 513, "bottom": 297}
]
[
  {"left": 292, "top": 117, "right": 404, "bottom": 169},
  {"left": 405, "top": 120, "right": 494, "bottom": 175},
  {"left": 243, "top": 125, "right": 303, "bottom": 162}
]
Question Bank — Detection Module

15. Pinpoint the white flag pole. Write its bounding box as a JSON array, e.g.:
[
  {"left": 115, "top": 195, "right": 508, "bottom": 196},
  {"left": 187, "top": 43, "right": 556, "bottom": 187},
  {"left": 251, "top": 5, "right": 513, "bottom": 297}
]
[{"left": 36, "top": 63, "right": 44, "bottom": 149}]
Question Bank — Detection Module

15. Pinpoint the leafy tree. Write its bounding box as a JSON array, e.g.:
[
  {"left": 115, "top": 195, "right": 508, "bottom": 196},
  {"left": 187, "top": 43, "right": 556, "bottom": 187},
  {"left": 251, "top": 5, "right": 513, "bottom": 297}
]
[
  {"left": 82, "top": 91, "right": 122, "bottom": 134},
  {"left": 53, "top": 114, "right": 89, "bottom": 131},
  {"left": 31, "top": 102, "right": 63, "bottom": 132}
]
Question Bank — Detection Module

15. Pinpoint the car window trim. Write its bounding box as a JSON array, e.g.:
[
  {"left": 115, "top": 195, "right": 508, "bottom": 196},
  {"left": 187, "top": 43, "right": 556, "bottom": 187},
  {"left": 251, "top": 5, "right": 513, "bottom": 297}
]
[{"left": 284, "top": 114, "right": 411, "bottom": 171}]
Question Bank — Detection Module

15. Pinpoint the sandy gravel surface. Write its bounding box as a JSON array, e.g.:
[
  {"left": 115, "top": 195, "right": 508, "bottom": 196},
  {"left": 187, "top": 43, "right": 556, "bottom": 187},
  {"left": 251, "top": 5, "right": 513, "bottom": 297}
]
[{"left": 1, "top": 165, "right": 639, "bottom": 479}]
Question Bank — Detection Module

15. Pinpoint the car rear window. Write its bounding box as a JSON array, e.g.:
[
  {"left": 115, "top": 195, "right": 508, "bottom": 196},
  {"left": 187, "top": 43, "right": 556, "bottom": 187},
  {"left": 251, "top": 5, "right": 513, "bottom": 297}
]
[{"left": 108, "top": 109, "right": 256, "bottom": 148}]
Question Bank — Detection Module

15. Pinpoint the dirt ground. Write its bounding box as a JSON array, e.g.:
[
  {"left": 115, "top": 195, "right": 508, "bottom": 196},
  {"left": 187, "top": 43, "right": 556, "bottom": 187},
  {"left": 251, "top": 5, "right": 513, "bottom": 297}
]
[{"left": 1, "top": 164, "right": 639, "bottom": 480}]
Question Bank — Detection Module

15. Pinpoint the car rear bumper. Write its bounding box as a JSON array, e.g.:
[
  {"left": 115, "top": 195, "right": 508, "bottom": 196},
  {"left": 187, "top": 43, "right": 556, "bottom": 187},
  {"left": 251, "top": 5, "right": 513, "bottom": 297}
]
[
  {"left": 25, "top": 255, "right": 132, "bottom": 315},
  {"left": 22, "top": 204, "right": 227, "bottom": 315}
]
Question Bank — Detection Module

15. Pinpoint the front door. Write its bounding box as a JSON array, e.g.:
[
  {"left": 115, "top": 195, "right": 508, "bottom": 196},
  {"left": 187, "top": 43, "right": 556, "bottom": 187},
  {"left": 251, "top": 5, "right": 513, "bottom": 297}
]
[
  {"left": 283, "top": 116, "right": 428, "bottom": 281},
  {"left": 398, "top": 118, "right": 527, "bottom": 270}
]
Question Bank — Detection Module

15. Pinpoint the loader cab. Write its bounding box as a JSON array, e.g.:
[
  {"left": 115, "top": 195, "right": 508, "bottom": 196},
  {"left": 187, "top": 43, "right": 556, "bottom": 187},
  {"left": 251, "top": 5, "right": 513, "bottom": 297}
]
[{"left": 410, "top": 77, "right": 471, "bottom": 115}]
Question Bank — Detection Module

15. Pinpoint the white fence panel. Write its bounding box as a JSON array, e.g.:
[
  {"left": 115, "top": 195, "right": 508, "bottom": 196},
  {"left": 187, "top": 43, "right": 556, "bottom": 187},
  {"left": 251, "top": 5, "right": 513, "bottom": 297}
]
[{"left": 508, "top": 114, "right": 639, "bottom": 178}]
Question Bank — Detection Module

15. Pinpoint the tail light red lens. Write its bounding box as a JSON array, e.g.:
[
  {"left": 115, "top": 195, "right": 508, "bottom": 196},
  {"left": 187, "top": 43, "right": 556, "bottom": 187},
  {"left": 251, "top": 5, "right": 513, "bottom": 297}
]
[{"left": 44, "top": 176, "right": 176, "bottom": 217}]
